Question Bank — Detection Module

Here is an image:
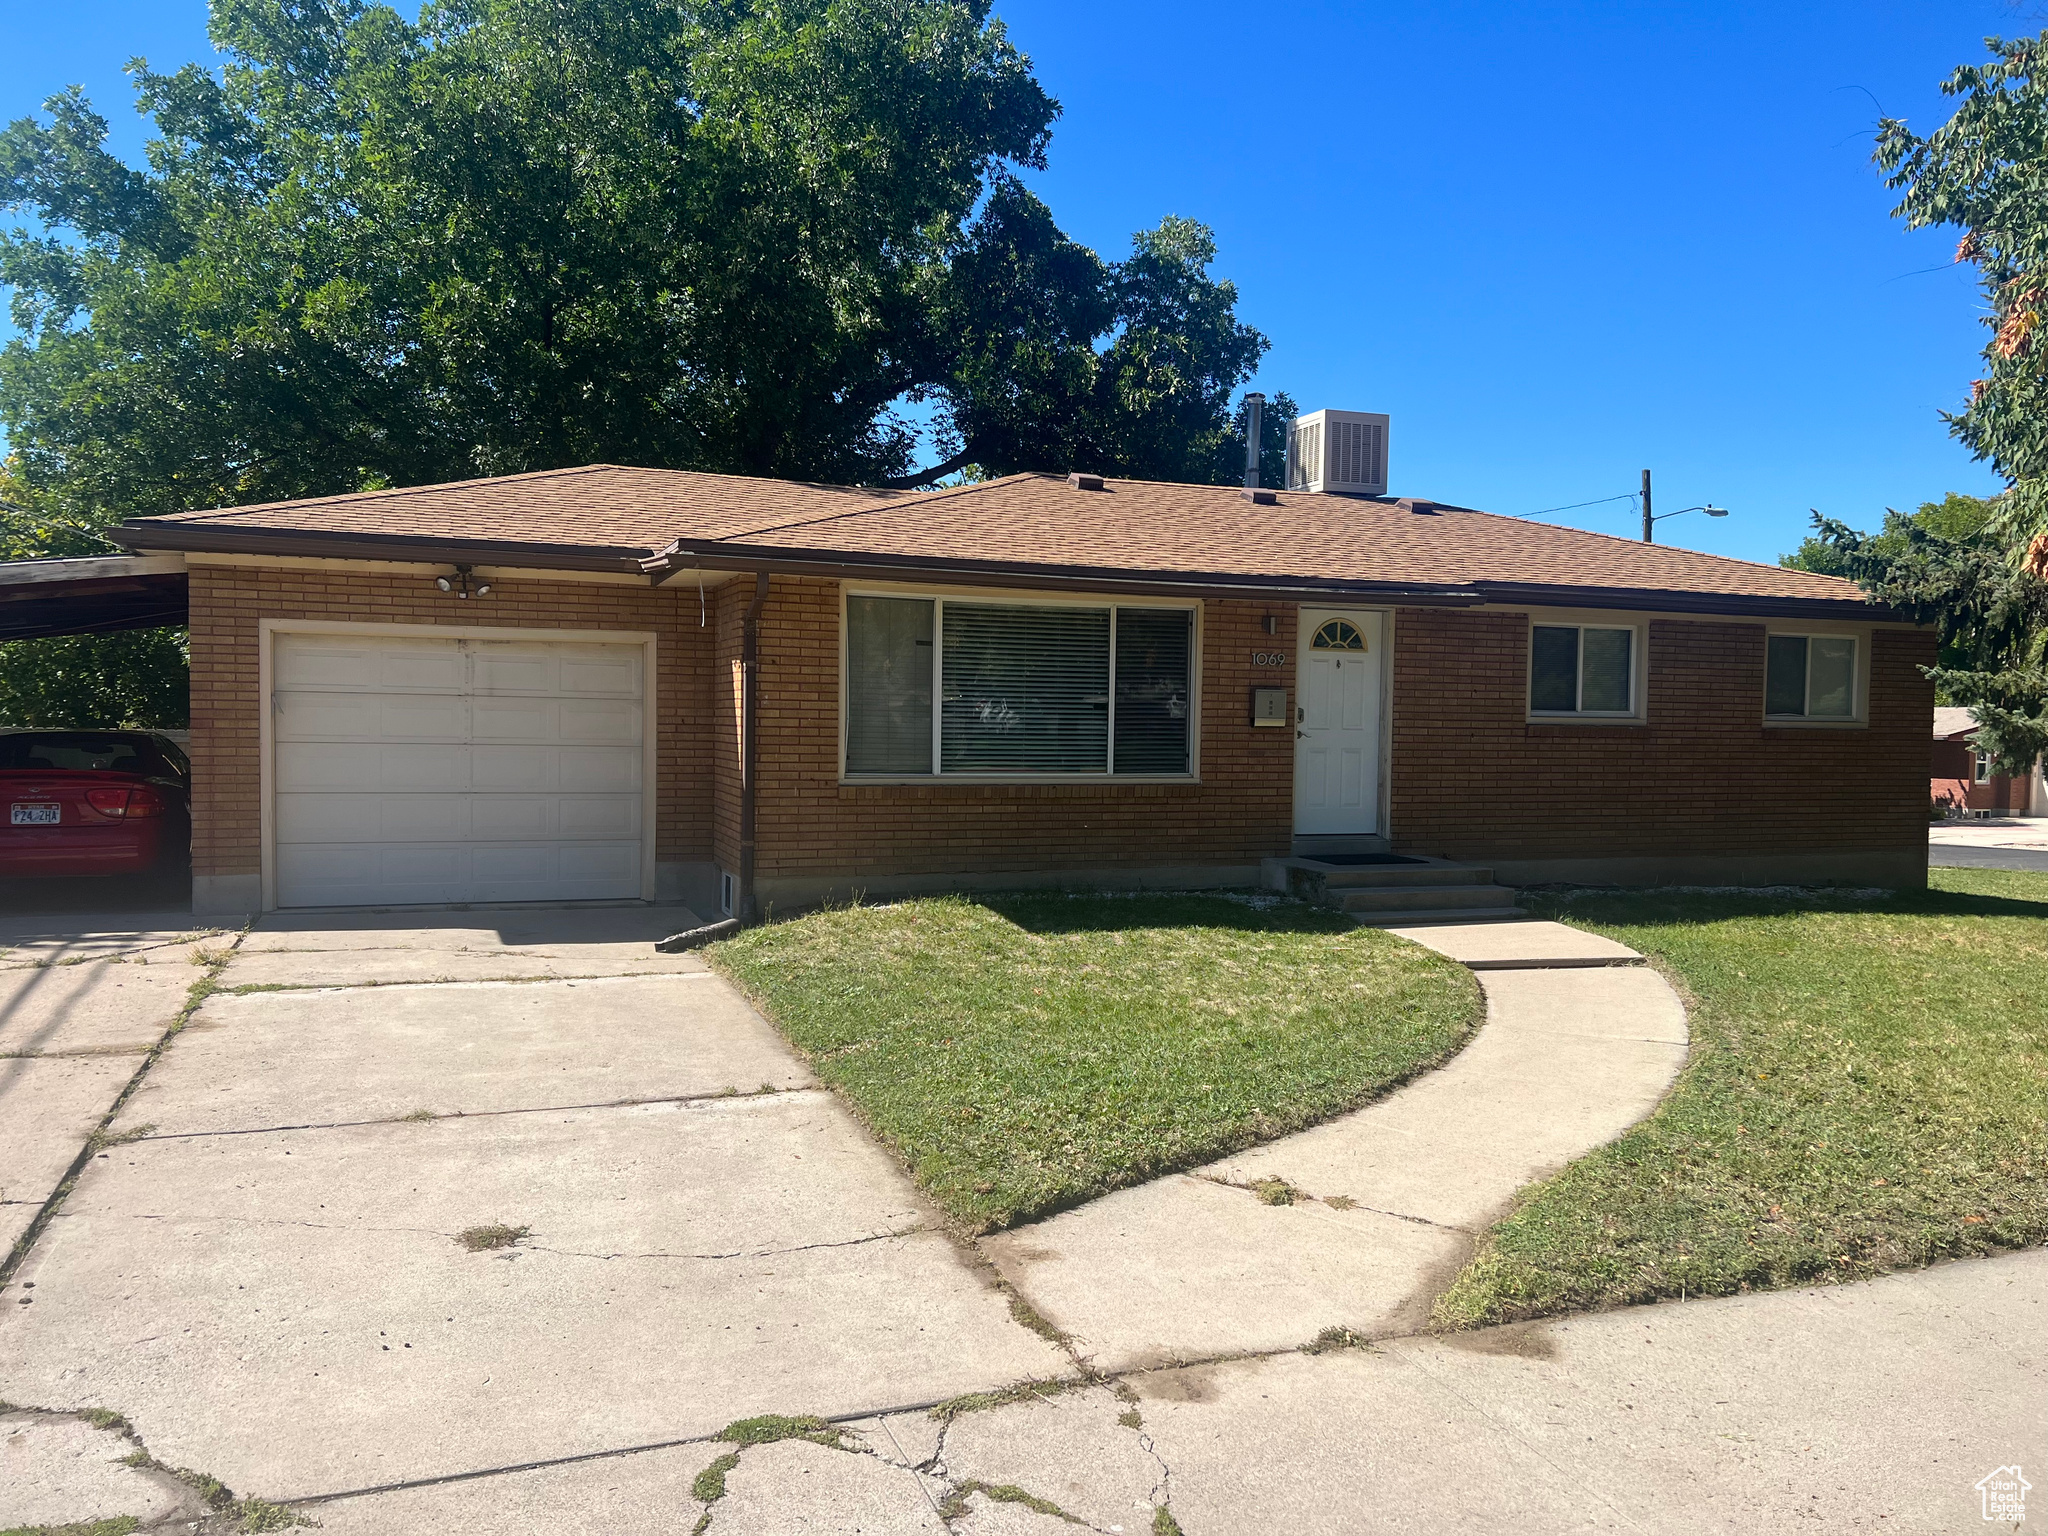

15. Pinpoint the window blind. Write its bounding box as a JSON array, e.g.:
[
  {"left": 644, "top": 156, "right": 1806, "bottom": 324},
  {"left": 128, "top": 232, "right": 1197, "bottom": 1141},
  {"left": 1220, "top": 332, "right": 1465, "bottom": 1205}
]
[
  {"left": 1530, "top": 626, "right": 1578, "bottom": 713},
  {"left": 1765, "top": 635, "right": 1807, "bottom": 716},
  {"left": 941, "top": 603, "right": 1111, "bottom": 772},
  {"left": 845, "top": 597, "right": 934, "bottom": 773},
  {"left": 1113, "top": 608, "right": 1192, "bottom": 773}
]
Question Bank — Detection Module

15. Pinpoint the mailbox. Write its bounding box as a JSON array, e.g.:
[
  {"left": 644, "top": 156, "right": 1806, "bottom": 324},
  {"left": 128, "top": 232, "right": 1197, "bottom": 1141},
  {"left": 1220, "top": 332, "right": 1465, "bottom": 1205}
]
[{"left": 1251, "top": 687, "right": 1288, "bottom": 727}]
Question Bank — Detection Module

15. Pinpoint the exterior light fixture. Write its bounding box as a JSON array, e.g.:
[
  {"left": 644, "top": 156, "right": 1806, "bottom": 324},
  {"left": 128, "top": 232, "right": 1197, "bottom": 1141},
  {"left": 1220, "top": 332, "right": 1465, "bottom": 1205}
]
[
  {"left": 435, "top": 564, "right": 491, "bottom": 599},
  {"left": 1640, "top": 470, "right": 1732, "bottom": 543}
]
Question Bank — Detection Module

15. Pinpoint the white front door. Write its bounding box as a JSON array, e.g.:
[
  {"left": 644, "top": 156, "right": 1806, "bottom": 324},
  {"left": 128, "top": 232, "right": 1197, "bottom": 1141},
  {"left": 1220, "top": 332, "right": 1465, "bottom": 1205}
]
[
  {"left": 271, "top": 631, "right": 649, "bottom": 907},
  {"left": 1293, "top": 609, "right": 1383, "bottom": 837}
]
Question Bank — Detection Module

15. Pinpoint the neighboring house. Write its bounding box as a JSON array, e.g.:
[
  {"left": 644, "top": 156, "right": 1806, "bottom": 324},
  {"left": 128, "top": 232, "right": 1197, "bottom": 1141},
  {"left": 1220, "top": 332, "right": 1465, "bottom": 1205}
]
[
  {"left": 3, "top": 442, "right": 1936, "bottom": 916},
  {"left": 1931, "top": 706, "right": 2043, "bottom": 818}
]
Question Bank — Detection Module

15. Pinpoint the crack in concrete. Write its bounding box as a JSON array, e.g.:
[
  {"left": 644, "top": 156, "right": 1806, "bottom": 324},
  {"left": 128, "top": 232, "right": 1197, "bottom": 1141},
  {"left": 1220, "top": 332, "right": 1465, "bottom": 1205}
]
[
  {"left": 1191, "top": 1171, "right": 1470, "bottom": 1234},
  {"left": 113, "top": 1084, "right": 825, "bottom": 1142},
  {"left": 58, "top": 1213, "right": 923, "bottom": 1263},
  {"left": 76, "top": 1212, "right": 455, "bottom": 1240},
  {"left": 877, "top": 1416, "right": 948, "bottom": 1519},
  {"left": 1, "top": 927, "right": 252, "bottom": 1289},
  {"left": 2, "top": 936, "right": 222, "bottom": 969},
  {"left": 217, "top": 966, "right": 716, "bottom": 994},
  {"left": 1390, "top": 1345, "right": 1650, "bottom": 1532},
  {"left": 524, "top": 1226, "right": 927, "bottom": 1263},
  {"left": 266, "top": 1308, "right": 1502, "bottom": 1513}
]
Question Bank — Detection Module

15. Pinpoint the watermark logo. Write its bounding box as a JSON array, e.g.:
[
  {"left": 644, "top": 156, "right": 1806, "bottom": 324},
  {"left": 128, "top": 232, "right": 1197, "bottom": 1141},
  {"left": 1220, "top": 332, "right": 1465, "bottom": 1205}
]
[{"left": 1976, "top": 1465, "right": 2030, "bottom": 1524}]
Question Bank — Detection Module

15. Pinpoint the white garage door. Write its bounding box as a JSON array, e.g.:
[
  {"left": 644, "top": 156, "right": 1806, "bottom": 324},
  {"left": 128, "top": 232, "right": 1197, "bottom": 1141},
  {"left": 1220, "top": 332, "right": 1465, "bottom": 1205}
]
[{"left": 272, "top": 631, "right": 647, "bottom": 907}]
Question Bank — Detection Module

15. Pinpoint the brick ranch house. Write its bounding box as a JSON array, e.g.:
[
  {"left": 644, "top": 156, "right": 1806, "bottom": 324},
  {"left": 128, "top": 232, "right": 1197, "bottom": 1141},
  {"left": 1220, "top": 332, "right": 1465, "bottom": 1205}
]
[
  {"left": 84, "top": 460, "right": 1933, "bottom": 917},
  {"left": 1931, "top": 706, "right": 2043, "bottom": 818}
]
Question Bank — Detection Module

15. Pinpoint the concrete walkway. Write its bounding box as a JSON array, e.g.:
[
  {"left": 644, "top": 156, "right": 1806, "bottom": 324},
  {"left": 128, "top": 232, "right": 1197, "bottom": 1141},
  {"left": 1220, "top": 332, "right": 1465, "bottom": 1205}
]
[
  {"left": 983, "top": 920, "right": 1687, "bottom": 1371},
  {"left": 10, "top": 1247, "right": 2038, "bottom": 1533}
]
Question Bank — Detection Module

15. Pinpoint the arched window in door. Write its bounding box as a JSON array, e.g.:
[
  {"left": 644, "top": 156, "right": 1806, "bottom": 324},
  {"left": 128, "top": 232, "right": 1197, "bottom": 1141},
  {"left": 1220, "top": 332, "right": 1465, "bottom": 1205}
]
[{"left": 1310, "top": 618, "right": 1366, "bottom": 652}]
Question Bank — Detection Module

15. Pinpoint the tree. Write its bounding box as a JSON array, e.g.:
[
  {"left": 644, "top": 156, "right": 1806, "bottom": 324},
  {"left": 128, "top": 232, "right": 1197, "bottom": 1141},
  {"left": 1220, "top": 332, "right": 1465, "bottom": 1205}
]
[
  {"left": 0, "top": 0, "right": 1283, "bottom": 519},
  {"left": 1809, "top": 506, "right": 2048, "bottom": 768},
  {"left": 909, "top": 181, "right": 1275, "bottom": 484},
  {"left": 1877, "top": 34, "right": 2048, "bottom": 549},
  {"left": 1780, "top": 492, "right": 1995, "bottom": 577},
  {"left": 1818, "top": 36, "right": 2048, "bottom": 770}
]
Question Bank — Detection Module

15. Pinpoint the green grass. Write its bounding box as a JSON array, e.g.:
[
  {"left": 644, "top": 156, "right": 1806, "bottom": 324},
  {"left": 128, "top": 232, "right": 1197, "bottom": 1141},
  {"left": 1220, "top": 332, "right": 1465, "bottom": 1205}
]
[
  {"left": 709, "top": 892, "right": 1479, "bottom": 1230},
  {"left": 1436, "top": 867, "right": 2048, "bottom": 1327}
]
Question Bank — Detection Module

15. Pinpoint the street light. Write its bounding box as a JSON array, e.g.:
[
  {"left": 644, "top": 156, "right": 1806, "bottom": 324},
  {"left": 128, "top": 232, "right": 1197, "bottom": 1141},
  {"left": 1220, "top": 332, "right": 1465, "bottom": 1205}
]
[{"left": 1640, "top": 469, "right": 1729, "bottom": 543}]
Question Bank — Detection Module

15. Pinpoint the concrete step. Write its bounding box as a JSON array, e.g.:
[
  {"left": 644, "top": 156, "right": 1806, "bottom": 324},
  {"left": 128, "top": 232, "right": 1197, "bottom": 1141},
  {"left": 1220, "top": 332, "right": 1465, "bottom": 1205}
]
[
  {"left": 1308, "top": 864, "right": 1496, "bottom": 889},
  {"left": 1339, "top": 883, "right": 1521, "bottom": 914},
  {"left": 1350, "top": 906, "right": 1529, "bottom": 928}
]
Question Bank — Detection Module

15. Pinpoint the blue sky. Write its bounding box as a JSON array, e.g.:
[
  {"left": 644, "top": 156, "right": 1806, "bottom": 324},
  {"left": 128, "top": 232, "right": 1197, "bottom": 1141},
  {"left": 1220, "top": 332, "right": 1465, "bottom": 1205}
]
[{"left": 1, "top": 0, "right": 2021, "bottom": 563}]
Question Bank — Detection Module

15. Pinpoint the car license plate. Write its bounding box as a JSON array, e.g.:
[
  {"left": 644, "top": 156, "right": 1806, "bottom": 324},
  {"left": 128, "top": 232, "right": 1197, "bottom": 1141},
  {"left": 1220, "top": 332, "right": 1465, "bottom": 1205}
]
[{"left": 10, "top": 803, "right": 60, "bottom": 826}]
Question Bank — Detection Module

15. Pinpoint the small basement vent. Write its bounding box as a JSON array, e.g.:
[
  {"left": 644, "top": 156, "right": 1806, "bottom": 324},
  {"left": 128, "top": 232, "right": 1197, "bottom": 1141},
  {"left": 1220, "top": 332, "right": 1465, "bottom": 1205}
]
[{"left": 1285, "top": 409, "right": 1389, "bottom": 495}]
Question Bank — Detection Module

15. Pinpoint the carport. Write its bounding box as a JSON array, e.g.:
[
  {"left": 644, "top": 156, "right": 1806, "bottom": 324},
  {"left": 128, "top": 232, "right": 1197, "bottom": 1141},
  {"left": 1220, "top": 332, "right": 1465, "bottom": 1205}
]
[{"left": 0, "top": 553, "right": 189, "bottom": 639}]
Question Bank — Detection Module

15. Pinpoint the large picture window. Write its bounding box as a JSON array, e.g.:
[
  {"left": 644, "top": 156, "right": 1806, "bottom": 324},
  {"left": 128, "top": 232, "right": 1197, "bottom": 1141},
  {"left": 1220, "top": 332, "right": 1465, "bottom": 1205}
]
[
  {"left": 1766, "top": 634, "right": 1857, "bottom": 720},
  {"left": 844, "top": 595, "right": 1194, "bottom": 777},
  {"left": 1529, "top": 624, "right": 1635, "bottom": 716}
]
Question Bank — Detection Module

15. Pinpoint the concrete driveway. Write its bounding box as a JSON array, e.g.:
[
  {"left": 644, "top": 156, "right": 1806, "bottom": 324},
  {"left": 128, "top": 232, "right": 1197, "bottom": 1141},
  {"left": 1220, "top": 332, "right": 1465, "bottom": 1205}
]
[
  {"left": 0, "top": 911, "right": 229, "bottom": 1260},
  {"left": 3, "top": 905, "right": 2042, "bottom": 1533},
  {"left": 0, "top": 905, "right": 1064, "bottom": 1509}
]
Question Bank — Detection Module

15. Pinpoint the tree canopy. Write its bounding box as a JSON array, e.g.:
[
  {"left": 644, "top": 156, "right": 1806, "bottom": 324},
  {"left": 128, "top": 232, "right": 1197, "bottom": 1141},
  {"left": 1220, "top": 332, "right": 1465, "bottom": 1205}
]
[
  {"left": 0, "top": 0, "right": 1282, "bottom": 529},
  {"left": 1878, "top": 33, "right": 2048, "bottom": 554},
  {"left": 1807, "top": 34, "right": 2048, "bottom": 772},
  {"left": 0, "top": 0, "right": 1289, "bottom": 728},
  {"left": 1780, "top": 493, "right": 1994, "bottom": 578}
]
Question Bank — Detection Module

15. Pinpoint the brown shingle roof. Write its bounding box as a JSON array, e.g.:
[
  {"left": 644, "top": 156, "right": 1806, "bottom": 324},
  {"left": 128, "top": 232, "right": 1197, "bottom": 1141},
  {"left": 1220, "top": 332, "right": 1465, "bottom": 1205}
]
[
  {"left": 124, "top": 464, "right": 917, "bottom": 557},
  {"left": 120, "top": 463, "right": 1879, "bottom": 617},
  {"left": 678, "top": 473, "right": 1864, "bottom": 610}
]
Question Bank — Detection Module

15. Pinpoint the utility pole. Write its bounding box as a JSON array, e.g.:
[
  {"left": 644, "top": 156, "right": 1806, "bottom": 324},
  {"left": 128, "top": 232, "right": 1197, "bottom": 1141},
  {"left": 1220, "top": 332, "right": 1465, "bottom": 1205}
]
[{"left": 1641, "top": 468, "right": 1653, "bottom": 544}]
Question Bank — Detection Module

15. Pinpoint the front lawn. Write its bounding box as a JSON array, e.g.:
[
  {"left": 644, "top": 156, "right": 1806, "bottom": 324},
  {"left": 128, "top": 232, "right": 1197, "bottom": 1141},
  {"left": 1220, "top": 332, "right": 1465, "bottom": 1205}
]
[
  {"left": 708, "top": 892, "right": 1480, "bottom": 1231},
  {"left": 1435, "top": 867, "right": 2048, "bottom": 1328}
]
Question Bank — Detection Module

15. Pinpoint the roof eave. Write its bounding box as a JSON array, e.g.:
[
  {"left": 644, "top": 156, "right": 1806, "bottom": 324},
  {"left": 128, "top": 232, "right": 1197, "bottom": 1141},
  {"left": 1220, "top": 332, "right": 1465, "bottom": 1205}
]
[
  {"left": 1468, "top": 581, "right": 1904, "bottom": 623},
  {"left": 644, "top": 541, "right": 1488, "bottom": 606},
  {"left": 111, "top": 520, "right": 652, "bottom": 574},
  {"left": 647, "top": 542, "right": 1902, "bottom": 620}
]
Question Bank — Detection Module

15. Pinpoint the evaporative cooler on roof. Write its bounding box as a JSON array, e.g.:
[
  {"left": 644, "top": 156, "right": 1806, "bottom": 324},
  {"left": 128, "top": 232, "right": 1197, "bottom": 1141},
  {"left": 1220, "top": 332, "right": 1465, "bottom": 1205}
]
[{"left": 1285, "top": 409, "right": 1389, "bottom": 495}]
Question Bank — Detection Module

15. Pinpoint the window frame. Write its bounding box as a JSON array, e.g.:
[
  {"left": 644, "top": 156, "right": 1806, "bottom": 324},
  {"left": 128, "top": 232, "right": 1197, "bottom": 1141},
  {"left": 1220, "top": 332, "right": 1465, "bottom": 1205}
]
[
  {"left": 1525, "top": 619, "right": 1646, "bottom": 723},
  {"left": 838, "top": 583, "right": 1203, "bottom": 783},
  {"left": 1762, "top": 629, "right": 1868, "bottom": 727},
  {"left": 1974, "top": 750, "right": 1993, "bottom": 785}
]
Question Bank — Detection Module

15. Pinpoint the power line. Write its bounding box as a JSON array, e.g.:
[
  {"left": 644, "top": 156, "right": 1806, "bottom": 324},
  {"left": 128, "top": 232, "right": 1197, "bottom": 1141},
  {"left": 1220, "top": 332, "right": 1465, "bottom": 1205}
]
[{"left": 1517, "top": 491, "right": 1637, "bottom": 520}]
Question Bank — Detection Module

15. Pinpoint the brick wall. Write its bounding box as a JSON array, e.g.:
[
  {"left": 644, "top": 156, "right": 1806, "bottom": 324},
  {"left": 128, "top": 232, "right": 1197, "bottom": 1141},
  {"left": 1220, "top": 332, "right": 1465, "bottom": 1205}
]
[
  {"left": 188, "top": 564, "right": 1936, "bottom": 893},
  {"left": 743, "top": 577, "right": 1296, "bottom": 877},
  {"left": 1932, "top": 737, "right": 2028, "bottom": 814},
  {"left": 186, "top": 565, "right": 712, "bottom": 879},
  {"left": 1387, "top": 608, "right": 1935, "bottom": 861}
]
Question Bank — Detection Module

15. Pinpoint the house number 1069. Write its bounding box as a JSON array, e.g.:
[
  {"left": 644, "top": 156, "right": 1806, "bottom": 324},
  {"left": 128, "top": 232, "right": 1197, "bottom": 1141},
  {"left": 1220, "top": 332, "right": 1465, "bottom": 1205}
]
[{"left": 1251, "top": 651, "right": 1287, "bottom": 667}]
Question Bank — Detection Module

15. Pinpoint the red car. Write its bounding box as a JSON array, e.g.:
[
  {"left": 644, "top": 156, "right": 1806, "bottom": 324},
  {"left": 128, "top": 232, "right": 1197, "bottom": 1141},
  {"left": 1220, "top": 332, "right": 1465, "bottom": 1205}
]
[{"left": 0, "top": 730, "right": 192, "bottom": 879}]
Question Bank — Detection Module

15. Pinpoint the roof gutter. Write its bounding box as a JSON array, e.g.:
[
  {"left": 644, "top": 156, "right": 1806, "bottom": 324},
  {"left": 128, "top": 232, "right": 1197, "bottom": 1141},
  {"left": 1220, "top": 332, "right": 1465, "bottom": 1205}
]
[
  {"left": 111, "top": 521, "right": 651, "bottom": 575},
  {"left": 642, "top": 540, "right": 1489, "bottom": 608},
  {"left": 642, "top": 541, "right": 1898, "bottom": 623},
  {"left": 1466, "top": 581, "right": 1905, "bottom": 624}
]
